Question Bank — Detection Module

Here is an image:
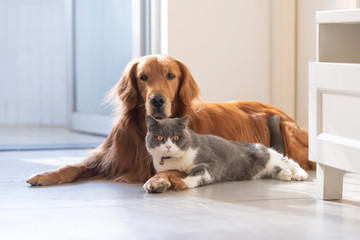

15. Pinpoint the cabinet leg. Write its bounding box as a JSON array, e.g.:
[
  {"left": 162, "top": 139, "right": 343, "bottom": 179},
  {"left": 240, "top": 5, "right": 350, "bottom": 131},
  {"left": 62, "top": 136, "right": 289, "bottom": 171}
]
[{"left": 316, "top": 163, "right": 344, "bottom": 200}]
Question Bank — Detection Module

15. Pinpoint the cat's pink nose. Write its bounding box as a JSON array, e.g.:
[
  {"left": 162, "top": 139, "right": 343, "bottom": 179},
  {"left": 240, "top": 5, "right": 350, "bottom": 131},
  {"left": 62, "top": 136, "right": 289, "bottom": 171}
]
[{"left": 166, "top": 145, "right": 171, "bottom": 150}]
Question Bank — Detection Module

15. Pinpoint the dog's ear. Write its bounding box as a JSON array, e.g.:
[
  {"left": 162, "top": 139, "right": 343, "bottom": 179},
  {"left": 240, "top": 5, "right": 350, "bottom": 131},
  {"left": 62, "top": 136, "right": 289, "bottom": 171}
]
[
  {"left": 115, "top": 60, "right": 139, "bottom": 111},
  {"left": 176, "top": 60, "right": 201, "bottom": 107}
]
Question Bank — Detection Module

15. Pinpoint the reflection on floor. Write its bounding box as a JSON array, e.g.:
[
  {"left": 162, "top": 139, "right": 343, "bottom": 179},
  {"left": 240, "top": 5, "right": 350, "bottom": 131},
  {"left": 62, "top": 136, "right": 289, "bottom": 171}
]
[
  {"left": 0, "top": 126, "right": 106, "bottom": 150},
  {"left": 1, "top": 126, "right": 360, "bottom": 239}
]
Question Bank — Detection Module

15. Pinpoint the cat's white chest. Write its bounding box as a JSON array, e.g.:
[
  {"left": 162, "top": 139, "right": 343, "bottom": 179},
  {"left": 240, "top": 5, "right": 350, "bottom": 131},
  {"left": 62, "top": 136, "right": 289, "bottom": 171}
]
[{"left": 153, "top": 148, "right": 198, "bottom": 174}]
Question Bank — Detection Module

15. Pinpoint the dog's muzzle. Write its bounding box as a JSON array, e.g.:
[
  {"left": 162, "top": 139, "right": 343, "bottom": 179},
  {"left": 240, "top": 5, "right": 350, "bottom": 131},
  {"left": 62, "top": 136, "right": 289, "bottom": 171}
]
[
  {"left": 150, "top": 94, "right": 167, "bottom": 119},
  {"left": 150, "top": 94, "right": 166, "bottom": 108}
]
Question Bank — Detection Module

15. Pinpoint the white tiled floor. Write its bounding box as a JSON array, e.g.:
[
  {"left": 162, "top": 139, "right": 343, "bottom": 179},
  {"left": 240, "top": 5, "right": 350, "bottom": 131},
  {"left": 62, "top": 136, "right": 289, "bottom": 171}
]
[{"left": 1, "top": 128, "right": 360, "bottom": 240}]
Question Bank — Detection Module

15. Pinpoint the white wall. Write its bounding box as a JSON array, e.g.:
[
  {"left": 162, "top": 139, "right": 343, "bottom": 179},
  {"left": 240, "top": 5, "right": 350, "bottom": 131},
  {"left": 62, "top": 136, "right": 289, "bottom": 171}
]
[
  {"left": 296, "top": 0, "right": 359, "bottom": 128},
  {"left": 167, "top": 0, "right": 271, "bottom": 104},
  {"left": 0, "top": 0, "right": 67, "bottom": 125},
  {"left": 1, "top": 0, "right": 273, "bottom": 126},
  {"left": 4, "top": 0, "right": 354, "bottom": 128}
]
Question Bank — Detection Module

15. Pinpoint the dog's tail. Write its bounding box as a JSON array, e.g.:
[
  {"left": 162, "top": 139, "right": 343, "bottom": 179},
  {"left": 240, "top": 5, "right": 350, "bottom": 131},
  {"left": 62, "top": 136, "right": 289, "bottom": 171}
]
[
  {"left": 280, "top": 118, "right": 316, "bottom": 170},
  {"left": 238, "top": 101, "right": 316, "bottom": 170},
  {"left": 267, "top": 114, "right": 315, "bottom": 170},
  {"left": 267, "top": 115, "right": 285, "bottom": 155}
]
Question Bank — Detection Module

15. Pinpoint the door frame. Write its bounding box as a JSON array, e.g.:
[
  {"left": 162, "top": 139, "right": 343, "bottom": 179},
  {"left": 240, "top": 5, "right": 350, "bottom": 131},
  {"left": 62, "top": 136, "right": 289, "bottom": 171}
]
[{"left": 270, "top": 0, "right": 296, "bottom": 119}]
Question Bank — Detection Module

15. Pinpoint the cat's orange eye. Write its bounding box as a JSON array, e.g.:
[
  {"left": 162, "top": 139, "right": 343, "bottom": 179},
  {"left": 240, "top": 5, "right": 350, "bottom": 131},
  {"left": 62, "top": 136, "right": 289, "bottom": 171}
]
[
  {"left": 173, "top": 136, "right": 179, "bottom": 141},
  {"left": 157, "top": 136, "right": 164, "bottom": 141}
]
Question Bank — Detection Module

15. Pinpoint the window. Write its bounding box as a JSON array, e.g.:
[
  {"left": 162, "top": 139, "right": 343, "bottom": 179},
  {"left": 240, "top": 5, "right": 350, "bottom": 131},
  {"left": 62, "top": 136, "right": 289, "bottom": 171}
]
[{"left": 68, "top": 0, "right": 144, "bottom": 135}]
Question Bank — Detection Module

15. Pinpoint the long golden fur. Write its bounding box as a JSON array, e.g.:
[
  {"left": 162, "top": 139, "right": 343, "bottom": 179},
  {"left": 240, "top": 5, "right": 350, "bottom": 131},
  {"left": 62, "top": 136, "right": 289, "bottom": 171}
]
[{"left": 27, "top": 55, "right": 315, "bottom": 189}]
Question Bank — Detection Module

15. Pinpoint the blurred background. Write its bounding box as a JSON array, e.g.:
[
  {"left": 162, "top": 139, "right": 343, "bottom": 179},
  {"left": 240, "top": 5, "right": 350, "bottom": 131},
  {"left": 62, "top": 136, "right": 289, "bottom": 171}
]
[{"left": 0, "top": 0, "right": 359, "bottom": 149}]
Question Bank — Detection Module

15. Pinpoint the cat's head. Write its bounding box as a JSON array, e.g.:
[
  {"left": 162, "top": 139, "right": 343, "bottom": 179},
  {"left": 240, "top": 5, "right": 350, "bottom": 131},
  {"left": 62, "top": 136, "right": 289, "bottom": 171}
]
[{"left": 145, "top": 115, "right": 191, "bottom": 158}]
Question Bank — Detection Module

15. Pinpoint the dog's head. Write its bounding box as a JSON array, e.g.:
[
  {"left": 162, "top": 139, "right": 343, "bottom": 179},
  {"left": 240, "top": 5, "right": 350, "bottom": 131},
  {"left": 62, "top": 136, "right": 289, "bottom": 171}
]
[{"left": 113, "top": 55, "right": 200, "bottom": 119}]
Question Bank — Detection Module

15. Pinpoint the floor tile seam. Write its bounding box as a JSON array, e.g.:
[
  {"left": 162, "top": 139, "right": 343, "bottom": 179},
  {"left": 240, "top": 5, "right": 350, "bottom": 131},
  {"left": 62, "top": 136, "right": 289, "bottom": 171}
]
[
  {"left": 0, "top": 197, "right": 217, "bottom": 210},
  {"left": 205, "top": 196, "right": 316, "bottom": 204},
  {"left": 0, "top": 197, "right": 314, "bottom": 211},
  {"left": 0, "top": 202, "right": 144, "bottom": 211},
  {"left": 0, "top": 181, "right": 28, "bottom": 184},
  {"left": 0, "top": 197, "right": 193, "bottom": 210}
]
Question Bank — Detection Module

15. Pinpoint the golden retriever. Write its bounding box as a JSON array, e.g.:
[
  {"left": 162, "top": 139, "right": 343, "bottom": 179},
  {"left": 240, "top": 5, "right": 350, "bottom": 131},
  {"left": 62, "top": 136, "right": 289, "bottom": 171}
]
[{"left": 27, "top": 55, "right": 315, "bottom": 191}]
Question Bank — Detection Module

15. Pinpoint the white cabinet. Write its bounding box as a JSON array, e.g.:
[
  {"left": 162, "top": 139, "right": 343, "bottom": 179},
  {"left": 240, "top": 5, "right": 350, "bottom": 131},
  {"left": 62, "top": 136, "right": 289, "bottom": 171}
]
[{"left": 309, "top": 9, "right": 360, "bottom": 200}]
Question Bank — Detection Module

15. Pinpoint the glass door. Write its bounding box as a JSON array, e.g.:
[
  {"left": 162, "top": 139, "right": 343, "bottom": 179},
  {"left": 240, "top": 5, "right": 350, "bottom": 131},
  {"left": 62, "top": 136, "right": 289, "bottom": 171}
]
[{"left": 69, "top": 0, "right": 144, "bottom": 135}]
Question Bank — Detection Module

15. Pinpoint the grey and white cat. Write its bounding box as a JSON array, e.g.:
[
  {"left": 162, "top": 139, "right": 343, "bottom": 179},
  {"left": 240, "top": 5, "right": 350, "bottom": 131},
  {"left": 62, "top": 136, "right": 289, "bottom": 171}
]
[{"left": 144, "top": 115, "right": 308, "bottom": 193}]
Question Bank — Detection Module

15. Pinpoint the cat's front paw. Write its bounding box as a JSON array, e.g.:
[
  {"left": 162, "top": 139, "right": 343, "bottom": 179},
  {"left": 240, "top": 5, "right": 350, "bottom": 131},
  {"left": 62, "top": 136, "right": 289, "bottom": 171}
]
[
  {"left": 292, "top": 168, "right": 309, "bottom": 181},
  {"left": 277, "top": 169, "right": 292, "bottom": 181},
  {"left": 143, "top": 177, "right": 171, "bottom": 193}
]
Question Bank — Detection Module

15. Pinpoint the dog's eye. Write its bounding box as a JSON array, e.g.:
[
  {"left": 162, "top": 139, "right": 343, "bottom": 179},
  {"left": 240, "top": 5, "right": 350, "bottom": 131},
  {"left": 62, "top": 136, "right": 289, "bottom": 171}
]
[
  {"left": 157, "top": 136, "right": 164, "bottom": 141},
  {"left": 139, "top": 74, "right": 148, "bottom": 81},
  {"left": 166, "top": 73, "right": 175, "bottom": 80}
]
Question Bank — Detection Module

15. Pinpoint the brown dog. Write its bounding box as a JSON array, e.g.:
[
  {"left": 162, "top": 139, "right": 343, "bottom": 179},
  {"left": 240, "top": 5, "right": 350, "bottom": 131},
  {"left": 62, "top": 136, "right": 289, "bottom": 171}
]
[{"left": 27, "top": 55, "right": 315, "bottom": 190}]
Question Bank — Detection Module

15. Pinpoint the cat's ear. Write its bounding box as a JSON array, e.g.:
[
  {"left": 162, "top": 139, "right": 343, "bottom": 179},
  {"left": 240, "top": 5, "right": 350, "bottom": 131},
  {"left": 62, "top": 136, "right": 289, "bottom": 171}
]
[
  {"left": 145, "top": 115, "right": 158, "bottom": 130},
  {"left": 177, "top": 116, "right": 189, "bottom": 129}
]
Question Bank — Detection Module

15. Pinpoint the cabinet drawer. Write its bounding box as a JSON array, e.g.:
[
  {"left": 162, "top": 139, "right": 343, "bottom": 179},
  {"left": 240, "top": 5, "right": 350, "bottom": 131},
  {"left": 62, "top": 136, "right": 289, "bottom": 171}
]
[{"left": 309, "top": 62, "right": 360, "bottom": 173}]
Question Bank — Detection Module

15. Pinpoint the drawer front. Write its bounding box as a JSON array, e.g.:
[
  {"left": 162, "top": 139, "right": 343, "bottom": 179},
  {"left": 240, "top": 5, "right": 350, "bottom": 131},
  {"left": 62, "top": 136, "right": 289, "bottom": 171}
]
[{"left": 309, "top": 62, "right": 360, "bottom": 173}]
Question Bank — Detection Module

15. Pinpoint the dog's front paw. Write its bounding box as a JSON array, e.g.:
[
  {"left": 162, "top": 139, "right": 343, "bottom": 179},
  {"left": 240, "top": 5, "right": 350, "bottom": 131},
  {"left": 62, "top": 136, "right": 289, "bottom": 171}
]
[
  {"left": 26, "top": 171, "right": 61, "bottom": 186},
  {"left": 143, "top": 177, "right": 171, "bottom": 193}
]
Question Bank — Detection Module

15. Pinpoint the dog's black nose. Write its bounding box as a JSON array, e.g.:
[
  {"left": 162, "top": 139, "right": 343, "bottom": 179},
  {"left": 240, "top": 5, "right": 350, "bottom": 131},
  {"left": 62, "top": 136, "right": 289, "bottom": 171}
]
[{"left": 150, "top": 94, "right": 166, "bottom": 107}]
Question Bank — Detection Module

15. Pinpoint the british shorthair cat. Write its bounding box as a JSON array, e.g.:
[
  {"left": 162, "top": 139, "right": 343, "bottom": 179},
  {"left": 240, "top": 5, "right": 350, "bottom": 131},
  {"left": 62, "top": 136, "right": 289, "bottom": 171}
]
[{"left": 143, "top": 115, "right": 308, "bottom": 193}]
